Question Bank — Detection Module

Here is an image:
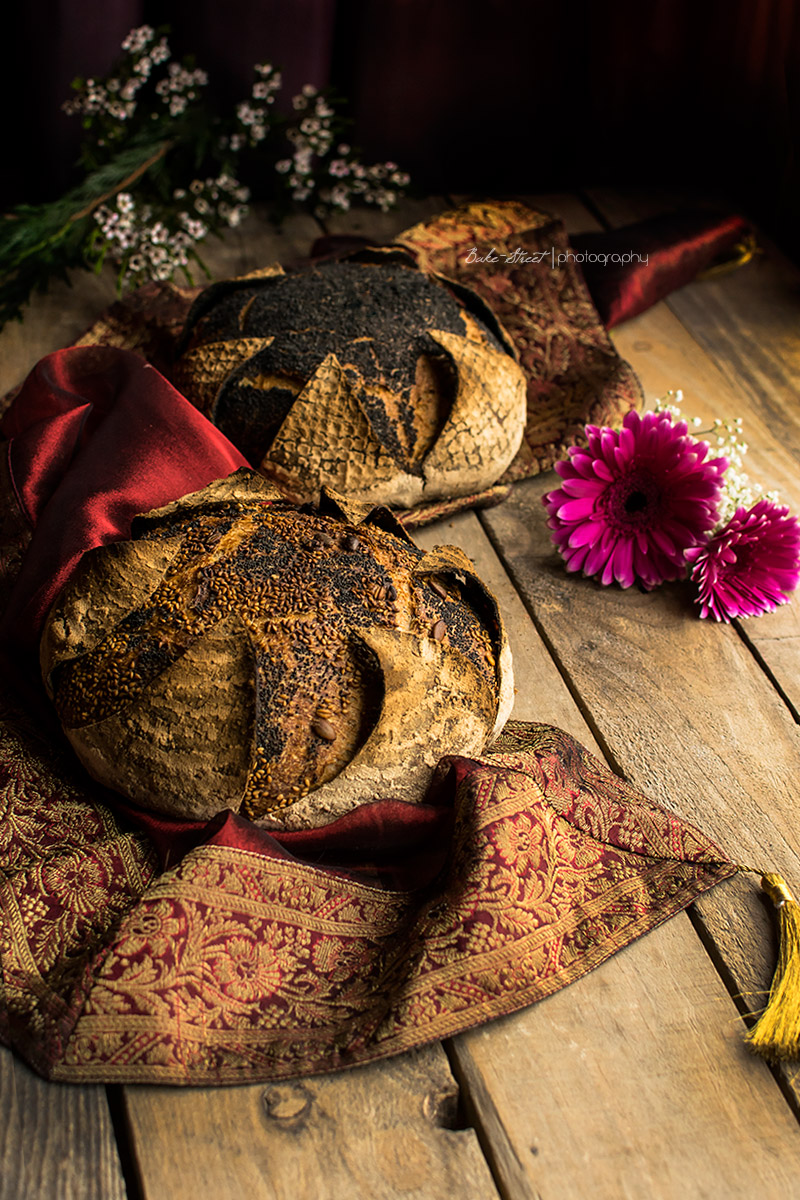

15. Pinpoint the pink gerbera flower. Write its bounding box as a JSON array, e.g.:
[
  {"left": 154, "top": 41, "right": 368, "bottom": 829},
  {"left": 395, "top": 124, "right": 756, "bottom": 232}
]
[
  {"left": 543, "top": 409, "right": 727, "bottom": 590},
  {"left": 686, "top": 499, "right": 800, "bottom": 621}
]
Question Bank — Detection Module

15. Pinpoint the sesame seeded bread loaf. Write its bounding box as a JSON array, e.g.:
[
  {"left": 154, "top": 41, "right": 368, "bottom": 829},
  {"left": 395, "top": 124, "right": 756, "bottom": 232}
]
[
  {"left": 172, "top": 255, "right": 527, "bottom": 508},
  {"left": 40, "top": 471, "right": 513, "bottom": 830}
]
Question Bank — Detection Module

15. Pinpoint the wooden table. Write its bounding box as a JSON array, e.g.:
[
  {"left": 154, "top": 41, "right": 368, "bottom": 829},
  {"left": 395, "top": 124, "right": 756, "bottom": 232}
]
[{"left": 3, "top": 192, "right": 800, "bottom": 1200}]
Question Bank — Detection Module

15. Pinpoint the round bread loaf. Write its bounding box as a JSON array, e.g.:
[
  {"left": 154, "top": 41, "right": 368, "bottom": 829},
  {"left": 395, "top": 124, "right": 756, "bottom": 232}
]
[
  {"left": 172, "top": 255, "right": 527, "bottom": 508},
  {"left": 40, "top": 471, "right": 513, "bottom": 829}
]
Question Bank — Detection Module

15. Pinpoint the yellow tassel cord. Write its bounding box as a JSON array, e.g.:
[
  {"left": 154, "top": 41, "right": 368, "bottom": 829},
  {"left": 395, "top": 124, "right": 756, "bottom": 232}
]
[
  {"left": 696, "top": 233, "right": 759, "bottom": 280},
  {"left": 746, "top": 873, "right": 800, "bottom": 1063}
]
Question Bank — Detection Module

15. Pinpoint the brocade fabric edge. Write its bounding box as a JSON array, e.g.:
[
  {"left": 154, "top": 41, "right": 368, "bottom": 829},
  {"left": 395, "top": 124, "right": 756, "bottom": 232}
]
[{"left": 1, "top": 703, "right": 735, "bottom": 1086}]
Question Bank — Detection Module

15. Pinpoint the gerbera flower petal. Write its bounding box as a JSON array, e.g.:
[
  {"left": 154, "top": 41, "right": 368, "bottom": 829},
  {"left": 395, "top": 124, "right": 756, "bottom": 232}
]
[
  {"left": 688, "top": 500, "right": 800, "bottom": 621},
  {"left": 584, "top": 543, "right": 610, "bottom": 577},
  {"left": 568, "top": 520, "right": 603, "bottom": 548},
  {"left": 559, "top": 476, "right": 604, "bottom": 498},
  {"left": 649, "top": 526, "right": 676, "bottom": 557},
  {"left": 542, "top": 408, "right": 726, "bottom": 590},
  {"left": 612, "top": 538, "right": 635, "bottom": 587},
  {"left": 557, "top": 497, "right": 597, "bottom": 522}
]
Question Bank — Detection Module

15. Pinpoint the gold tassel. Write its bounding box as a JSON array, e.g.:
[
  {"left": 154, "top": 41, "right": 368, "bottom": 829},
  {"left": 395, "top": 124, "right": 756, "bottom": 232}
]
[
  {"left": 696, "top": 233, "right": 760, "bottom": 280},
  {"left": 746, "top": 873, "right": 800, "bottom": 1063}
]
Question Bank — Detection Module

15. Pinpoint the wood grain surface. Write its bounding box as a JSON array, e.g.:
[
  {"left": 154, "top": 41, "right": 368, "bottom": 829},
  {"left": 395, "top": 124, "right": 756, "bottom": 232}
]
[
  {"left": 0, "top": 1045, "right": 127, "bottom": 1200},
  {"left": 587, "top": 187, "right": 800, "bottom": 466},
  {"left": 418, "top": 513, "right": 800, "bottom": 1200},
  {"left": 124, "top": 1045, "right": 498, "bottom": 1200}
]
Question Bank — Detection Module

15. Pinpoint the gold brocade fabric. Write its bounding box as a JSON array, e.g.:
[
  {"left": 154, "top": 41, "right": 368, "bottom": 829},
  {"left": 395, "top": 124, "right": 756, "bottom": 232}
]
[{"left": 0, "top": 689, "right": 734, "bottom": 1085}]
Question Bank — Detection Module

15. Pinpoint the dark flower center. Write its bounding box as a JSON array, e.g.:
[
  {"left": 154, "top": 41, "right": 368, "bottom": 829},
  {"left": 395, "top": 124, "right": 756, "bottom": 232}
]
[
  {"left": 603, "top": 470, "right": 663, "bottom": 530},
  {"left": 624, "top": 491, "right": 648, "bottom": 514}
]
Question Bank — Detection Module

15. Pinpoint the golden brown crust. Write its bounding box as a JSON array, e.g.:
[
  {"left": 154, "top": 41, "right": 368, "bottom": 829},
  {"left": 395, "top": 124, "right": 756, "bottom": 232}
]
[{"left": 41, "top": 473, "right": 513, "bottom": 828}]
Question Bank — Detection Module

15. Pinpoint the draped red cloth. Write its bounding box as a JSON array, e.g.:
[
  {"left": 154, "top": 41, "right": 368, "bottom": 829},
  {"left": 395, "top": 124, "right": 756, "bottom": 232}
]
[
  {"left": 0, "top": 347, "right": 248, "bottom": 660},
  {"left": 570, "top": 211, "right": 752, "bottom": 328},
  {"left": 0, "top": 273, "right": 737, "bottom": 1087}
]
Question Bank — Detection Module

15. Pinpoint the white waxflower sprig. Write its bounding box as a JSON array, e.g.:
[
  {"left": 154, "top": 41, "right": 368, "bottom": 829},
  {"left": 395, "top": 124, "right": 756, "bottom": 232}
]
[
  {"left": 92, "top": 175, "right": 250, "bottom": 287},
  {"left": 0, "top": 24, "right": 413, "bottom": 326}
]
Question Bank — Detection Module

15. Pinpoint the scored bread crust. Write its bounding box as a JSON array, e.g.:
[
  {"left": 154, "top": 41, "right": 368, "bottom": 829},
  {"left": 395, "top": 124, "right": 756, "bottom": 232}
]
[
  {"left": 172, "top": 258, "right": 528, "bottom": 508},
  {"left": 41, "top": 471, "right": 513, "bottom": 829}
]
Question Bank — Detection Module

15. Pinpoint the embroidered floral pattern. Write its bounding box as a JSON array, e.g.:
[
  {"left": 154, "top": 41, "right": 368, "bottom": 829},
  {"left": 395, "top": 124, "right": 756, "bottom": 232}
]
[{"left": 0, "top": 688, "right": 734, "bottom": 1085}]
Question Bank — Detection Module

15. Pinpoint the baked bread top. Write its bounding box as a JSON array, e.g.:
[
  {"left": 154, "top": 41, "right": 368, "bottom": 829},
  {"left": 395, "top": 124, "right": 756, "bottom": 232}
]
[
  {"left": 41, "top": 471, "right": 513, "bottom": 829},
  {"left": 172, "top": 256, "right": 527, "bottom": 508}
]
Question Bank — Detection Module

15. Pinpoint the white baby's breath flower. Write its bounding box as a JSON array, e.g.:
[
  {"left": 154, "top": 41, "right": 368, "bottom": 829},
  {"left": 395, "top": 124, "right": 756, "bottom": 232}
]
[
  {"left": 150, "top": 37, "right": 170, "bottom": 64},
  {"left": 655, "top": 391, "right": 778, "bottom": 529}
]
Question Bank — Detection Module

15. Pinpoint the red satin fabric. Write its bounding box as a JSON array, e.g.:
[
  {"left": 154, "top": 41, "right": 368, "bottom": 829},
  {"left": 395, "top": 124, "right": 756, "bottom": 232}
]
[
  {"left": 570, "top": 211, "right": 751, "bottom": 328},
  {"left": 0, "top": 346, "right": 248, "bottom": 658},
  {"left": 114, "top": 795, "right": 455, "bottom": 890}
]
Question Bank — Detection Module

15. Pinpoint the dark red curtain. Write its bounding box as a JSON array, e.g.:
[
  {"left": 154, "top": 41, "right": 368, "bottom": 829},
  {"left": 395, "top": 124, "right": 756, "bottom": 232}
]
[
  {"left": 341, "top": 2, "right": 799, "bottom": 227},
  {"left": 4, "top": 1, "right": 800, "bottom": 256}
]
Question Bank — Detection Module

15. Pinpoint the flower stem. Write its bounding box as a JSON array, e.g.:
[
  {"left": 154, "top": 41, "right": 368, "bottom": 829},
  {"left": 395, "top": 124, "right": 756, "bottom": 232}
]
[{"left": 68, "top": 140, "right": 173, "bottom": 225}]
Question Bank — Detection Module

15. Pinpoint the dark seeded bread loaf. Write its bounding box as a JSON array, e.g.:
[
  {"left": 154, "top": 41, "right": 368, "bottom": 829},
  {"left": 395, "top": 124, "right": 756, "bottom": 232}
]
[
  {"left": 172, "top": 257, "right": 527, "bottom": 508},
  {"left": 40, "top": 471, "right": 513, "bottom": 829}
]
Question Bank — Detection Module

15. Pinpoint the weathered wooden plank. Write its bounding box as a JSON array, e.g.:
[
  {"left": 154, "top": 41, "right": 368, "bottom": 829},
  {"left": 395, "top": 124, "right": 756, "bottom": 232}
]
[
  {"left": 416, "top": 514, "right": 800, "bottom": 1197},
  {"left": 321, "top": 195, "right": 447, "bottom": 242},
  {"left": 583, "top": 190, "right": 800, "bottom": 753},
  {"left": 0, "top": 1044, "right": 127, "bottom": 1200},
  {"left": 563, "top": 193, "right": 800, "bottom": 1113},
  {"left": 124, "top": 1044, "right": 499, "bottom": 1200},
  {"left": 452, "top": 912, "right": 800, "bottom": 1200}
]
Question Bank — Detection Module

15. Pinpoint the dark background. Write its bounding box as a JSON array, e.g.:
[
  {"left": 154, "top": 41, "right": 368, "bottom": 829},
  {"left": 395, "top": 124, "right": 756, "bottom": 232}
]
[{"left": 3, "top": 0, "right": 799, "bottom": 255}]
